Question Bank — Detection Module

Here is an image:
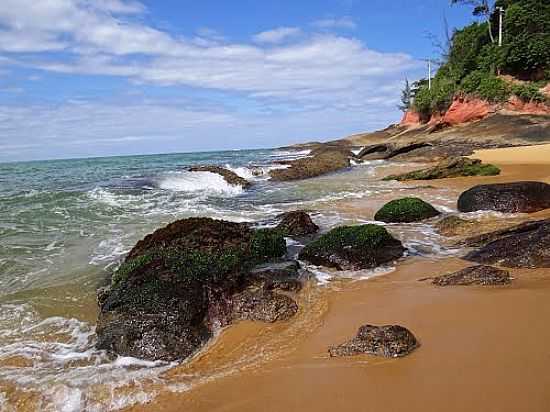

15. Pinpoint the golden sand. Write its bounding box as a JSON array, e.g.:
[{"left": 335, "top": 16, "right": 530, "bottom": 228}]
[{"left": 128, "top": 146, "right": 550, "bottom": 412}]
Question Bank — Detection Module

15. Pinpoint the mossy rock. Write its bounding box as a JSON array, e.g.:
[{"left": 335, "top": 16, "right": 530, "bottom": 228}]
[
  {"left": 383, "top": 157, "right": 500, "bottom": 181},
  {"left": 298, "top": 224, "right": 405, "bottom": 270},
  {"left": 374, "top": 198, "right": 440, "bottom": 223}
]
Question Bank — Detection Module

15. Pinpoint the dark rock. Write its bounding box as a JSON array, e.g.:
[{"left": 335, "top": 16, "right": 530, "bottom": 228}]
[
  {"left": 464, "top": 219, "right": 550, "bottom": 268},
  {"left": 357, "top": 143, "right": 433, "bottom": 161},
  {"left": 276, "top": 211, "right": 319, "bottom": 237},
  {"left": 250, "top": 260, "right": 303, "bottom": 292},
  {"left": 269, "top": 148, "right": 351, "bottom": 181},
  {"left": 188, "top": 165, "right": 251, "bottom": 188},
  {"left": 434, "top": 215, "right": 477, "bottom": 237},
  {"left": 298, "top": 224, "right": 405, "bottom": 271},
  {"left": 232, "top": 289, "right": 298, "bottom": 322},
  {"left": 457, "top": 181, "right": 550, "bottom": 213},
  {"left": 383, "top": 157, "right": 500, "bottom": 181},
  {"left": 96, "top": 218, "right": 292, "bottom": 362},
  {"left": 431, "top": 265, "right": 511, "bottom": 286},
  {"left": 329, "top": 325, "right": 418, "bottom": 358},
  {"left": 374, "top": 197, "right": 440, "bottom": 223}
]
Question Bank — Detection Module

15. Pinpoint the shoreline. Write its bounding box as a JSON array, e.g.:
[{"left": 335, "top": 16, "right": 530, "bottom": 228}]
[{"left": 127, "top": 145, "right": 550, "bottom": 411}]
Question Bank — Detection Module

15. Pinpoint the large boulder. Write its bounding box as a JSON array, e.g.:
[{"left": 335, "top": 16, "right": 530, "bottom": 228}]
[
  {"left": 431, "top": 265, "right": 511, "bottom": 286},
  {"left": 275, "top": 211, "right": 319, "bottom": 237},
  {"left": 298, "top": 224, "right": 405, "bottom": 271},
  {"left": 269, "top": 147, "right": 352, "bottom": 181},
  {"left": 457, "top": 181, "right": 550, "bottom": 213},
  {"left": 374, "top": 198, "right": 441, "bottom": 223},
  {"left": 464, "top": 219, "right": 550, "bottom": 268},
  {"left": 96, "top": 218, "right": 296, "bottom": 362},
  {"left": 329, "top": 325, "right": 418, "bottom": 358},
  {"left": 188, "top": 165, "right": 251, "bottom": 188},
  {"left": 383, "top": 157, "right": 500, "bottom": 181}
]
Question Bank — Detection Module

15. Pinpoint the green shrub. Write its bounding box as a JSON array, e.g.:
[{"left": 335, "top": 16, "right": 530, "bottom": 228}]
[
  {"left": 460, "top": 72, "right": 510, "bottom": 102},
  {"left": 510, "top": 83, "right": 547, "bottom": 102}
]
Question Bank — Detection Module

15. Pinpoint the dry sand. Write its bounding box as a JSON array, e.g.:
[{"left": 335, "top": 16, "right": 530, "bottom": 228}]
[{"left": 128, "top": 145, "right": 550, "bottom": 412}]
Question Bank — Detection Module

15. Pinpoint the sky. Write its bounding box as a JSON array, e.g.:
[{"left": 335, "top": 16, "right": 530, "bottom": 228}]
[{"left": 0, "top": 0, "right": 473, "bottom": 162}]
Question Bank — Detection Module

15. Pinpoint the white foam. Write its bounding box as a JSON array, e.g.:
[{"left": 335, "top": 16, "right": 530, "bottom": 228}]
[
  {"left": 300, "top": 261, "right": 396, "bottom": 284},
  {"left": 159, "top": 171, "right": 244, "bottom": 196}
]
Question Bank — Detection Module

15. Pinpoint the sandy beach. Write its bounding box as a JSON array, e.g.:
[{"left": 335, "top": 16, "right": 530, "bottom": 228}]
[{"left": 126, "top": 144, "right": 550, "bottom": 412}]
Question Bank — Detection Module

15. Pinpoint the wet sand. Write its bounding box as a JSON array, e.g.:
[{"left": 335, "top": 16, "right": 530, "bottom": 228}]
[{"left": 129, "top": 147, "right": 550, "bottom": 412}]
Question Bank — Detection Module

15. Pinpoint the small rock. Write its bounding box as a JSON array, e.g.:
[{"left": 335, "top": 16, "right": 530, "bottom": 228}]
[
  {"left": 188, "top": 165, "right": 251, "bottom": 188},
  {"left": 431, "top": 265, "right": 511, "bottom": 286},
  {"left": 329, "top": 324, "right": 418, "bottom": 358},
  {"left": 434, "top": 216, "right": 477, "bottom": 237},
  {"left": 374, "top": 197, "right": 440, "bottom": 223},
  {"left": 276, "top": 211, "right": 319, "bottom": 237}
]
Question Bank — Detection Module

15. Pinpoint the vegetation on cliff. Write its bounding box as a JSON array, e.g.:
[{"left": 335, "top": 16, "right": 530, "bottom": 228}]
[{"left": 408, "top": 0, "right": 549, "bottom": 118}]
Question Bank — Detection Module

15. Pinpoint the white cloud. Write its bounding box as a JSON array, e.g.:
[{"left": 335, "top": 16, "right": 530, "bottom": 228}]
[
  {"left": 312, "top": 17, "right": 357, "bottom": 30},
  {"left": 0, "top": 0, "right": 423, "bottom": 160},
  {"left": 252, "top": 27, "right": 302, "bottom": 44}
]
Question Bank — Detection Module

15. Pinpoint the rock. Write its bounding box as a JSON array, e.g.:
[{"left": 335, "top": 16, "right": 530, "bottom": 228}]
[
  {"left": 96, "top": 218, "right": 292, "bottom": 361},
  {"left": 269, "top": 147, "right": 352, "bottom": 181},
  {"left": 374, "top": 198, "right": 440, "bottom": 223},
  {"left": 434, "top": 216, "right": 477, "bottom": 237},
  {"left": 457, "top": 181, "right": 550, "bottom": 213},
  {"left": 464, "top": 219, "right": 550, "bottom": 268},
  {"left": 329, "top": 325, "right": 418, "bottom": 358},
  {"left": 383, "top": 157, "right": 500, "bottom": 181},
  {"left": 250, "top": 260, "right": 303, "bottom": 292},
  {"left": 357, "top": 143, "right": 433, "bottom": 161},
  {"left": 232, "top": 289, "right": 298, "bottom": 322},
  {"left": 298, "top": 224, "right": 405, "bottom": 271},
  {"left": 431, "top": 265, "right": 511, "bottom": 286},
  {"left": 276, "top": 211, "right": 319, "bottom": 237},
  {"left": 188, "top": 165, "right": 251, "bottom": 188}
]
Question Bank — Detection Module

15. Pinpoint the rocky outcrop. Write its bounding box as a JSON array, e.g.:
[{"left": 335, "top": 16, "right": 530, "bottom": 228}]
[
  {"left": 269, "top": 147, "right": 352, "bottom": 181},
  {"left": 275, "top": 211, "right": 319, "bottom": 237},
  {"left": 505, "top": 96, "right": 550, "bottom": 116},
  {"left": 457, "top": 181, "right": 550, "bottom": 213},
  {"left": 431, "top": 265, "right": 511, "bottom": 286},
  {"left": 383, "top": 157, "right": 500, "bottom": 181},
  {"left": 188, "top": 165, "right": 251, "bottom": 188},
  {"left": 250, "top": 261, "right": 304, "bottom": 292},
  {"left": 357, "top": 143, "right": 432, "bottom": 161},
  {"left": 464, "top": 219, "right": 550, "bottom": 268},
  {"left": 374, "top": 198, "right": 440, "bottom": 223},
  {"left": 298, "top": 224, "right": 405, "bottom": 271},
  {"left": 96, "top": 218, "right": 297, "bottom": 362},
  {"left": 400, "top": 110, "right": 422, "bottom": 126},
  {"left": 329, "top": 325, "right": 418, "bottom": 358}
]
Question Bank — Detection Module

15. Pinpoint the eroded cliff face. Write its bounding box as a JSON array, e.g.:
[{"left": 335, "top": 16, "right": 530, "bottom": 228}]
[{"left": 400, "top": 95, "right": 550, "bottom": 128}]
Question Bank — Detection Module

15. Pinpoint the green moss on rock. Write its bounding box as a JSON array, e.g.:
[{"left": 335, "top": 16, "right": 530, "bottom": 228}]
[
  {"left": 298, "top": 224, "right": 405, "bottom": 270},
  {"left": 251, "top": 229, "right": 287, "bottom": 260},
  {"left": 374, "top": 198, "right": 440, "bottom": 223}
]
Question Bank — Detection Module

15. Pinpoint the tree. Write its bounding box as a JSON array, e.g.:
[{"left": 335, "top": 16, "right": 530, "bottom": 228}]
[
  {"left": 398, "top": 79, "right": 412, "bottom": 112},
  {"left": 451, "top": 0, "right": 496, "bottom": 43}
]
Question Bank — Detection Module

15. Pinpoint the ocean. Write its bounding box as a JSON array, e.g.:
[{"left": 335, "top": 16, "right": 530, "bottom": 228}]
[{"left": 0, "top": 148, "right": 466, "bottom": 410}]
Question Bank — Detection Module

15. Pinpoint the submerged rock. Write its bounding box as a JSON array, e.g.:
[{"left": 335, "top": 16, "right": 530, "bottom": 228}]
[
  {"left": 464, "top": 219, "right": 550, "bottom": 268},
  {"left": 374, "top": 197, "right": 440, "bottom": 223},
  {"left": 188, "top": 165, "right": 251, "bottom": 188},
  {"left": 269, "top": 147, "right": 352, "bottom": 181},
  {"left": 298, "top": 224, "right": 405, "bottom": 271},
  {"left": 275, "top": 210, "right": 319, "bottom": 237},
  {"left": 383, "top": 157, "right": 500, "bottom": 181},
  {"left": 431, "top": 265, "right": 511, "bottom": 286},
  {"left": 434, "top": 215, "right": 477, "bottom": 237},
  {"left": 457, "top": 181, "right": 550, "bottom": 213},
  {"left": 329, "top": 325, "right": 418, "bottom": 358},
  {"left": 96, "top": 217, "right": 296, "bottom": 362}
]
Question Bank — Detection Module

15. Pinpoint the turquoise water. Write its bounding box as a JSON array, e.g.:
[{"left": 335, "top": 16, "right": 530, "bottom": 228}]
[{"left": 0, "top": 148, "right": 465, "bottom": 411}]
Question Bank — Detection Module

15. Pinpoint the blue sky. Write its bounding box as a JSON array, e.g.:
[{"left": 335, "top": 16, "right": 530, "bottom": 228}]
[{"left": 0, "top": 0, "right": 473, "bottom": 161}]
